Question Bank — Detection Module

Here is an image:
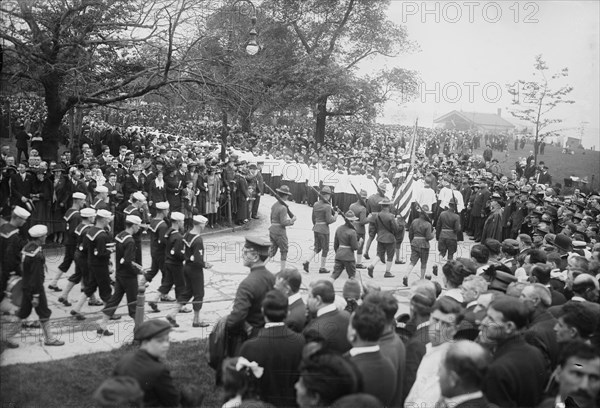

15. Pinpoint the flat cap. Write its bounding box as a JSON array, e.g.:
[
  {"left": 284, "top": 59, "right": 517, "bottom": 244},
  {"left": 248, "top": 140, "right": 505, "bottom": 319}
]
[
  {"left": 80, "top": 208, "right": 96, "bottom": 218},
  {"left": 244, "top": 236, "right": 271, "bottom": 256},
  {"left": 28, "top": 224, "right": 48, "bottom": 238},
  {"left": 170, "top": 211, "right": 185, "bottom": 221},
  {"left": 134, "top": 319, "right": 172, "bottom": 341},
  {"left": 72, "top": 192, "right": 87, "bottom": 200},
  {"left": 13, "top": 206, "right": 31, "bottom": 219},
  {"left": 155, "top": 201, "right": 170, "bottom": 210}
]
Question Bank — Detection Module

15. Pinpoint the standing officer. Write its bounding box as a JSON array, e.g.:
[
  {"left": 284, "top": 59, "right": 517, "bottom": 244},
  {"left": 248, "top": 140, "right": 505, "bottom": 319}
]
[
  {"left": 0, "top": 206, "right": 30, "bottom": 304},
  {"left": 366, "top": 198, "right": 398, "bottom": 279},
  {"left": 331, "top": 210, "right": 362, "bottom": 281},
  {"left": 146, "top": 201, "right": 171, "bottom": 312},
  {"left": 268, "top": 184, "right": 297, "bottom": 270},
  {"left": 167, "top": 215, "right": 212, "bottom": 328},
  {"left": 97, "top": 215, "right": 142, "bottom": 336},
  {"left": 226, "top": 236, "right": 275, "bottom": 355},
  {"left": 303, "top": 186, "right": 337, "bottom": 274},
  {"left": 470, "top": 180, "right": 490, "bottom": 242},
  {"left": 3, "top": 225, "right": 64, "bottom": 348},
  {"left": 49, "top": 192, "right": 86, "bottom": 292}
]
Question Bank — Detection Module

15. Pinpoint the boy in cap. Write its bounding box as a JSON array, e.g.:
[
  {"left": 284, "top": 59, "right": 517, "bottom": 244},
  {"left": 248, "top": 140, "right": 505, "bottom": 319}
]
[
  {"left": 331, "top": 210, "right": 363, "bottom": 281},
  {"left": 97, "top": 215, "right": 143, "bottom": 336},
  {"left": 49, "top": 191, "right": 86, "bottom": 292},
  {"left": 303, "top": 186, "right": 338, "bottom": 274},
  {"left": 3, "top": 225, "right": 64, "bottom": 347},
  {"left": 114, "top": 319, "right": 198, "bottom": 407},
  {"left": 166, "top": 215, "right": 212, "bottom": 328},
  {"left": 0, "top": 206, "right": 30, "bottom": 304},
  {"left": 226, "top": 236, "right": 275, "bottom": 353}
]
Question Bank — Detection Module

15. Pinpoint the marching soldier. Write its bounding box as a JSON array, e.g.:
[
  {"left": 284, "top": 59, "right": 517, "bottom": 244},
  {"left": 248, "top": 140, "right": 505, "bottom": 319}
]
[
  {"left": 331, "top": 210, "right": 362, "bottom": 281},
  {"left": 3, "top": 225, "right": 64, "bottom": 348},
  {"left": 268, "top": 184, "right": 297, "bottom": 270},
  {"left": 60, "top": 208, "right": 99, "bottom": 308},
  {"left": 158, "top": 212, "right": 187, "bottom": 325},
  {"left": 302, "top": 186, "right": 338, "bottom": 274},
  {"left": 49, "top": 192, "right": 86, "bottom": 292},
  {"left": 123, "top": 191, "right": 148, "bottom": 263},
  {"left": 363, "top": 183, "right": 387, "bottom": 260},
  {"left": 436, "top": 198, "right": 461, "bottom": 262},
  {"left": 0, "top": 206, "right": 30, "bottom": 304},
  {"left": 404, "top": 204, "right": 434, "bottom": 286},
  {"left": 90, "top": 185, "right": 110, "bottom": 211},
  {"left": 366, "top": 198, "right": 398, "bottom": 279},
  {"left": 166, "top": 215, "right": 212, "bottom": 328},
  {"left": 97, "top": 215, "right": 143, "bottom": 336},
  {"left": 349, "top": 189, "right": 369, "bottom": 268},
  {"left": 146, "top": 201, "right": 171, "bottom": 312},
  {"left": 71, "top": 209, "right": 115, "bottom": 327}
]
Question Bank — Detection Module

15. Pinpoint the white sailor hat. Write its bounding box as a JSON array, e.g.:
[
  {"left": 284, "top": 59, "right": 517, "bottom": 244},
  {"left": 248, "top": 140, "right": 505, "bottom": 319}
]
[
  {"left": 193, "top": 215, "right": 208, "bottom": 224},
  {"left": 14, "top": 206, "right": 31, "bottom": 219},
  {"left": 29, "top": 224, "right": 48, "bottom": 238},
  {"left": 170, "top": 212, "right": 185, "bottom": 221},
  {"left": 125, "top": 215, "right": 142, "bottom": 225},
  {"left": 95, "top": 185, "right": 109, "bottom": 194},
  {"left": 132, "top": 192, "right": 146, "bottom": 202},
  {"left": 155, "top": 202, "right": 169, "bottom": 210},
  {"left": 80, "top": 208, "right": 96, "bottom": 218},
  {"left": 97, "top": 209, "right": 113, "bottom": 219},
  {"left": 72, "top": 192, "right": 87, "bottom": 200}
]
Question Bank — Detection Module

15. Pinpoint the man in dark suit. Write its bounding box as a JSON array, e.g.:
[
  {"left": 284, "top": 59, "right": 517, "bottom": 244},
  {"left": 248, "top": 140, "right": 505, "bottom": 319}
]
[
  {"left": 239, "top": 290, "right": 305, "bottom": 407},
  {"left": 480, "top": 295, "right": 549, "bottom": 408},
  {"left": 520, "top": 283, "right": 559, "bottom": 370},
  {"left": 275, "top": 266, "right": 306, "bottom": 333},
  {"left": 10, "top": 162, "right": 33, "bottom": 208},
  {"left": 471, "top": 181, "right": 490, "bottom": 242},
  {"left": 439, "top": 340, "right": 496, "bottom": 408},
  {"left": 226, "top": 237, "right": 275, "bottom": 355},
  {"left": 346, "top": 302, "right": 397, "bottom": 406},
  {"left": 122, "top": 165, "right": 145, "bottom": 200},
  {"left": 303, "top": 280, "right": 351, "bottom": 354},
  {"left": 531, "top": 263, "right": 566, "bottom": 306}
]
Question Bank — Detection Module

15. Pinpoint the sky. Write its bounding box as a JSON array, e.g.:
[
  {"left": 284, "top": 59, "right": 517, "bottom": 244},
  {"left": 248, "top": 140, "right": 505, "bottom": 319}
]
[{"left": 360, "top": 0, "right": 600, "bottom": 149}]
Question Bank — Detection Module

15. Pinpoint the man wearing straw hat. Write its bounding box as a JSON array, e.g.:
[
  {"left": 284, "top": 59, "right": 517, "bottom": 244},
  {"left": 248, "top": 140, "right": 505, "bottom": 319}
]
[
  {"left": 3, "top": 224, "right": 64, "bottom": 348},
  {"left": 268, "top": 184, "right": 297, "bottom": 270},
  {"left": 331, "top": 210, "right": 363, "bottom": 281}
]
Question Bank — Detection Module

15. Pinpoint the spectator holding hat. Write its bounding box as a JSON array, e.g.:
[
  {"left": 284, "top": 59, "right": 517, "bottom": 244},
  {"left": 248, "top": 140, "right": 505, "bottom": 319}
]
[{"left": 3, "top": 224, "right": 64, "bottom": 348}]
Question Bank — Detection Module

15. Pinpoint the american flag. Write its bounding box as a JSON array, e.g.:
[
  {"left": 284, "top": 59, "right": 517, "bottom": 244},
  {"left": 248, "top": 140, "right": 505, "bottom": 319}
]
[{"left": 393, "top": 119, "right": 418, "bottom": 219}]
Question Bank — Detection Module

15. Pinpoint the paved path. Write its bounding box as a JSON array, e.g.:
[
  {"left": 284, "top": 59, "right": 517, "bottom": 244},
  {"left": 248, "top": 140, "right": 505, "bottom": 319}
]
[{"left": 1, "top": 196, "right": 476, "bottom": 366}]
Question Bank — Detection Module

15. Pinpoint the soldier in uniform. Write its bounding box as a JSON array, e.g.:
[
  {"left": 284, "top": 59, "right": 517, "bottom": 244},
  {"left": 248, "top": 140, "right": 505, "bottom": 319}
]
[
  {"left": 226, "top": 236, "right": 275, "bottom": 354},
  {"left": 404, "top": 204, "right": 434, "bottom": 286},
  {"left": 436, "top": 198, "right": 462, "bottom": 262},
  {"left": 72, "top": 209, "right": 115, "bottom": 326},
  {"left": 160, "top": 212, "right": 187, "bottom": 326},
  {"left": 0, "top": 206, "right": 30, "bottom": 304},
  {"left": 349, "top": 189, "right": 369, "bottom": 268},
  {"left": 302, "top": 186, "right": 338, "bottom": 274},
  {"left": 268, "top": 184, "right": 297, "bottom": 270},
  {"left": 146, "top": 201, "right": 171, "bottom": 312},
  {"left": 166, "top": 215, "right": 212, "bottom": 328},
  {"left": 49, "top": 192, "right": 86, "bottom": 292},
  {"left": 97, "top": 215, "right": 142, "bottom": 336},
  {"left": 59, "top": 207, "right": 98, "bottom": 308},
  {"left": 3, "top": 225, "right": 64, "bottom": 348},
  {"left": 90, "top": 185, "right": 110, "bottom": 211},
  {"left": 363, "top": 183, "right": 387, "bottom": 260},
  {"left": 366, "top": 198, "right": 398, "bottom": 279},
  {"left": 122, "top": 191, "right": 148, "bottom": 263},
  {"left": 331, "top": 210, "right": 362, "bottom": 281}
]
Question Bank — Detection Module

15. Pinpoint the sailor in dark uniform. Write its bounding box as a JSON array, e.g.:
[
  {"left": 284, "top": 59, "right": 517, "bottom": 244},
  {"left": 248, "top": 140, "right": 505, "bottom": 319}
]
[
  {"left": 4, "top": 225, "right": 64, "bottom": 348},
  {"left": 0, "top": 206, "right": 30, "bottom": 304},
  {"left": 146, "top": 201, "right": 171, "bottom": 312},
  {"left": 49, "top": 192, "right": 86, "bottom": 292},
  {"left": 90, "top": 185, "right": 110, "bottom": 211},
  {"left": 166, "top": 215, "right": 212, "bottom": 328},
  {"left": 122, "top": 191, "right": 148, "bottom": 264}
]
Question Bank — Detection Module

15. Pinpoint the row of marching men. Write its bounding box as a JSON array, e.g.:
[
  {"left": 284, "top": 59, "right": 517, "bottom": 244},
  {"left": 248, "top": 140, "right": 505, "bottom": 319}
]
[{"left": 0, "top": 193, "right": 212, "bottom": 348}]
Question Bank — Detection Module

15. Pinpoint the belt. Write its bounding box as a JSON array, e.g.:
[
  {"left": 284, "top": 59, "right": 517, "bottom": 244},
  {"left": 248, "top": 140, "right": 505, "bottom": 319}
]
[
  {"left": 441, "top": 228, "right": 454, "bottom": 232},
  {"left": 271, "top": 223, "right": 281, "bottom": 225},
  {"left": 412, "top": 237, "right": 427, "bottom": 240},
  {"left": 316, "top": 222, "right": 327, "bottom": 224},
  {"left": 339, "top": 245, "right": 351, "bottom": 248}
]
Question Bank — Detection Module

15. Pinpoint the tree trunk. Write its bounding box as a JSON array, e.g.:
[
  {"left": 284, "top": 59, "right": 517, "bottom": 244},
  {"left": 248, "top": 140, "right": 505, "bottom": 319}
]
[
  {"left": 314, "top": 95, "right": 328, "bottom": 145},
  {"left": 241, "top": 113, "right": 252, "bottom": 134},
  {"left": 41, "top": 75, "right": 67, "bottom": 161},
  {"left": 220, "top": 109, "right": 228, "bottom": 162}
]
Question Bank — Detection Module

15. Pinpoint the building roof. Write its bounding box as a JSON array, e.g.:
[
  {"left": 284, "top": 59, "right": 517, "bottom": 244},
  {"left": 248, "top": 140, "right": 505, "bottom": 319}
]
[{"left": 434, "top": 110, "right": 515, "bottom": 129}]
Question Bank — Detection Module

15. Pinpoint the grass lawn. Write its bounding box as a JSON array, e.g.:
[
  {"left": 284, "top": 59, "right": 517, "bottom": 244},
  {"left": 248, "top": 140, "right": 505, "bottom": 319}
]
[
  {"left": 473, "top": 142, "right": 600, "bottom": 192},
  {"left": 0, "top": 339, "right": 223, "bottom": 408}
]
